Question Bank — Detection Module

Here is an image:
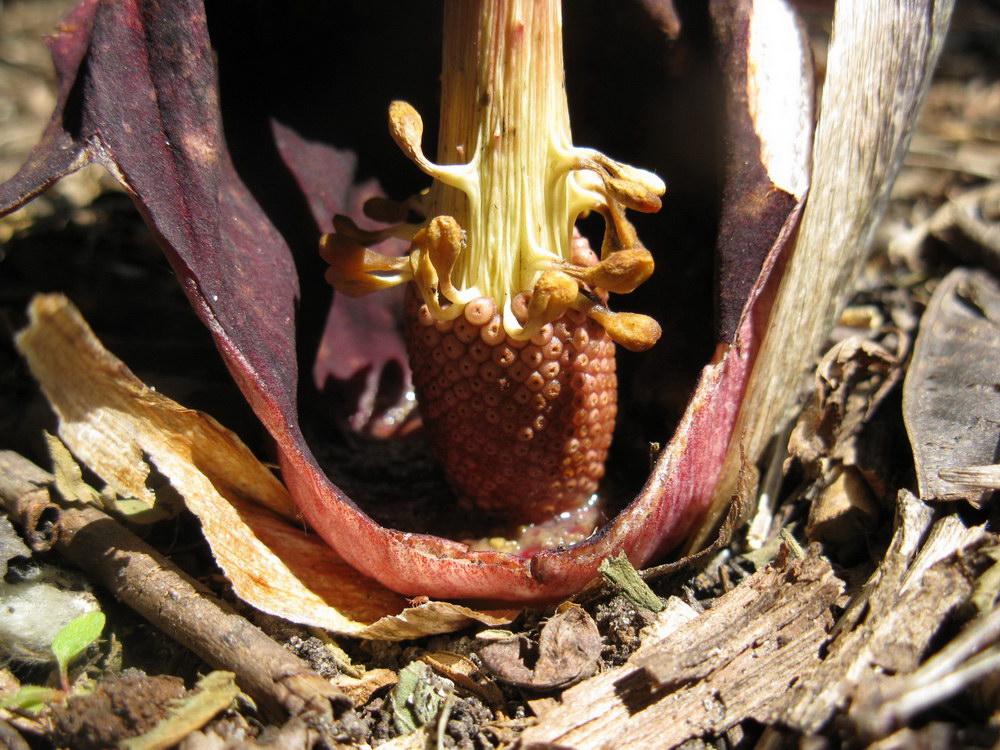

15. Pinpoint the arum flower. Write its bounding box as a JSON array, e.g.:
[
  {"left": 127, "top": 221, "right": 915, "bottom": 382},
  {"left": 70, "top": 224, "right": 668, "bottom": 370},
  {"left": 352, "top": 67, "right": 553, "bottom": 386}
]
[{"left": 1, "top": 0, "right": 945, "bottom": 607}]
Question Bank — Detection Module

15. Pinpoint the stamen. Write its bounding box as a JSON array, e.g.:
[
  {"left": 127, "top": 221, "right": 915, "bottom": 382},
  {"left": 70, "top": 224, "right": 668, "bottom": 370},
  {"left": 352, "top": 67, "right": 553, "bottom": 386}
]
[
  {"left": 319, "top": 233, "right": 411, "bottom": 297},
  {"left": 575, "top": 295, "right": 662, "bottom": 352}
]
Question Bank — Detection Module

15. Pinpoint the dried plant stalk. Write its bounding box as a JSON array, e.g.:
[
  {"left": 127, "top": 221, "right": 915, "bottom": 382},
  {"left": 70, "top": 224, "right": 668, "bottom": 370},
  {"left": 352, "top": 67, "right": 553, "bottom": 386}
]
[{"left": 698, "top": 0, "right": 955, "bottom": 547}]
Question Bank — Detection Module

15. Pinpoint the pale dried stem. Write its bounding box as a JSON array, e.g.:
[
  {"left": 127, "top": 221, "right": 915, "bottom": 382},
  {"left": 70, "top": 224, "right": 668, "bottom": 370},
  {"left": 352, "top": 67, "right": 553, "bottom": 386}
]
[{"left": 435, "top": 0, "right": 572, "bottom": 300}]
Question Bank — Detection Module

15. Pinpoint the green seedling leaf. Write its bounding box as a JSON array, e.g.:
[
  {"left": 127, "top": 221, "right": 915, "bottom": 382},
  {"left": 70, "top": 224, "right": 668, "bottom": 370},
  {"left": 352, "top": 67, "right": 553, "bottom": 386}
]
[
  {"left": 51, "top": 611, "right": 106, "bottom": 683},
  {"left": 1, "top": 684, "right": 59, "bottom": 713},
  {"left": 598, "top": 551, "right": 664, "bottom": 613},
  {"left": 391, "top": 661, "right": 443, "bottom": 734}
]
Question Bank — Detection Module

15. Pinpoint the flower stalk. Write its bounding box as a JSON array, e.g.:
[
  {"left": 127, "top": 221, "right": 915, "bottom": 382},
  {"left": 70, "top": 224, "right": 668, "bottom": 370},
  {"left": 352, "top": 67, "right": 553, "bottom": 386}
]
[{"left": 321, "top": 0, "right": 666, "bottom": 525}]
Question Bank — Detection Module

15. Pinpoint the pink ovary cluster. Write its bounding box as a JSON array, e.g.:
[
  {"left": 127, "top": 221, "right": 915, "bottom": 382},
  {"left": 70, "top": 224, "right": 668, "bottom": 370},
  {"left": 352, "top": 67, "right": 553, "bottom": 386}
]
[{"left": 404, "top": 288, "right": 617, "bottom": 523}]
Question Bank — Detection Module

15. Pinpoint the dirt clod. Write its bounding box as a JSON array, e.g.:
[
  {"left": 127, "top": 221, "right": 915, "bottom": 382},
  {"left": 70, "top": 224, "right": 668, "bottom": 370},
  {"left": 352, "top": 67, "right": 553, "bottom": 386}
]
[{"left": 50, "top": 669, "right": 187, "bottom": 749}]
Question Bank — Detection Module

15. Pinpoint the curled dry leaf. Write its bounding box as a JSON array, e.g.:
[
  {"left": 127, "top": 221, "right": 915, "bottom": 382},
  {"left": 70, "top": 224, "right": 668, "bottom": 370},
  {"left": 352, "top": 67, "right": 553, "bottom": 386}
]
[
  {"left": 15, "top": 294, "right": 516, "bottom": 638},
  {"left": 789, "top": 337, "right": 904, "bottom": 474},
  {"left": 476, "top": 604, "right": 602, "bottom": 690},
  {"left": 419, "top": 652, "right": 507, "bottom": 709}
]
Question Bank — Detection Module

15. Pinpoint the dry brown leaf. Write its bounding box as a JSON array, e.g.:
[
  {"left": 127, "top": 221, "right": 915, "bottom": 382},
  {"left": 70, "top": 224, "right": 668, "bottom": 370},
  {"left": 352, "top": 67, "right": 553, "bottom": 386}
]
[
  {"left": 44, "top": 432, "right": 102, "bottom": 507},
  {"left": 332, "top": 668, "right": 398, "bottom": 706},
  {"left": 477, "top": 604, "right": 601, "bottom": 690},
  {"left": 789, "top": 336, "right": 904, "bottom": 473},
  {"left": 904, "top": 268, "right": 1000, "bottom": 507},
  {"left": 420, "top": 652, "right": 506, "bottom": 709},
  {"left": 15, "top": 294, "right": 517, "bottom": 639}
]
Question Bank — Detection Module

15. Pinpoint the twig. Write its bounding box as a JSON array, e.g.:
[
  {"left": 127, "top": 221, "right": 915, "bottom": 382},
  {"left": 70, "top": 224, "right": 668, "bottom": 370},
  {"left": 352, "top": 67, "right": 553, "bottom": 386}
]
[
  {"left": 0, "top": 451, "right": 350, "bottom": 722},
  {"left": 0, "top": 451, "right": 61, "bottom": 552}
]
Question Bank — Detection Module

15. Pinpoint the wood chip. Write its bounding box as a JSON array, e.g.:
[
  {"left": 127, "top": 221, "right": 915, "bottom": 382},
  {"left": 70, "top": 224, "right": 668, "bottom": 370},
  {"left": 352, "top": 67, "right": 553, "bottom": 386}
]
[
  {"left": 784, "top": 491, "right": 988, "bottom": 732},
  {"left": 519, "top": 550, "right": 842, "bottom": 748},
  {"left": 806, "top": 465, "right": 879, "bottom": 556},
  {"left": 523, "top": 490, "right": 991, "bottom": 748}
]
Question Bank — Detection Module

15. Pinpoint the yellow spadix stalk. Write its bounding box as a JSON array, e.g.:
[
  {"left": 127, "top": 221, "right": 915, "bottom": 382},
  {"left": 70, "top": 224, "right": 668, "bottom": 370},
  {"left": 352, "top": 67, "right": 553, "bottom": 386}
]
[{"left": 322, "top": 0, "right": 665, "bottom": 525}]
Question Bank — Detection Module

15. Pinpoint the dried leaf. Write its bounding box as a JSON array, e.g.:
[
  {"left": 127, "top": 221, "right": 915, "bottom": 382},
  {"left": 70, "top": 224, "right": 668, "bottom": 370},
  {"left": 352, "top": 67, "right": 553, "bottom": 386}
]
[
  {"left": 123, "top": 671, "right": 239, "bottom": 750},
  {"left": 904, "top": 268, "right": 1000, "bottom": 507},
  {"left": 333, "top": 668, "right": 397, "bottom": 706},
  {"left": 477, "top": 604, "right": 601, "bottom": 690},
  {"left": 420, "top": 652, "right": 506, "bottom": 710},
  {"left": 15, "top": 294, "right": 515, "bottom": 638},
  {"left": 968, "top": 547, "right": 1000, "bottom": 616},
  {"left": 789, "top": 337, "right": 904, "bottom": 473},
  {"left": 44, "top": 433, "right": 100, "bottom": 507}
]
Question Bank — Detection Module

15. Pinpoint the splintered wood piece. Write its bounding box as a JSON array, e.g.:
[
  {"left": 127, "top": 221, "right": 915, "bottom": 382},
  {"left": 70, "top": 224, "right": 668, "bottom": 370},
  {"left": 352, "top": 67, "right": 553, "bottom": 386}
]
[
  {"left": 519, "top": 551, "right": 842, "bottom": 749},
  {"left": 904, "top": 268, "right": 1000, "bottom": 507},
  {"left": 524, "top": 491, "right": 992, "bottom": 748},
  {"left": 850, "top": 604, "right": 1000, "bottom": 741},
  {"left": 784, "top": 491, "right": 989, "bottom": 733}
]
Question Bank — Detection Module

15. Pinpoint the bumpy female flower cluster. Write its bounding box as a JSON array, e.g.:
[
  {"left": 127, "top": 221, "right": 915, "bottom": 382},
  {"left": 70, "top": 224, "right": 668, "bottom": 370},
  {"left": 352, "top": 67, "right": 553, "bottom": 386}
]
[{"left": 321, "top": 0, "right": 664, "bottom": 526}]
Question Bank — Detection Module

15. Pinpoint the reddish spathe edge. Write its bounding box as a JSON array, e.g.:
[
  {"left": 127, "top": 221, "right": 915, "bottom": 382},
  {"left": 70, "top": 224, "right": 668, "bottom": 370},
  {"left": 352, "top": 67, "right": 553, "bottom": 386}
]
[{"left": 276, "top": 203, "right": 800, "bottom": 602}]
